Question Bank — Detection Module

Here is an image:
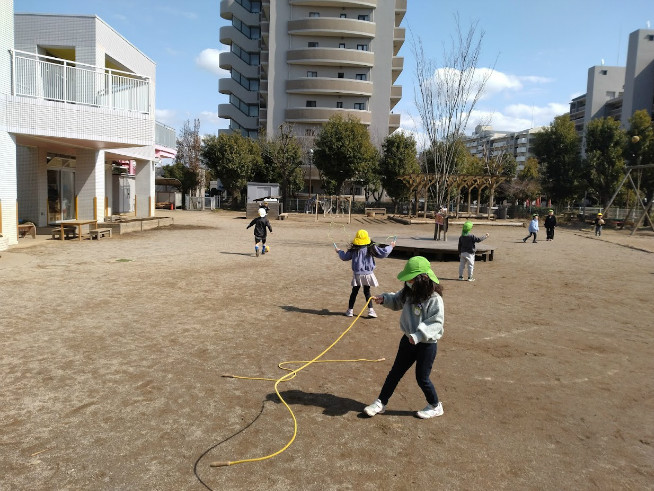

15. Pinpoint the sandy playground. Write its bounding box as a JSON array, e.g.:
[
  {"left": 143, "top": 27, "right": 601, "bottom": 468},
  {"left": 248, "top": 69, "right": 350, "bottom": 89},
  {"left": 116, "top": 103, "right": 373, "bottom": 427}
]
[{"left": 1, "top": 210, "right": 653, "bottom": 490}]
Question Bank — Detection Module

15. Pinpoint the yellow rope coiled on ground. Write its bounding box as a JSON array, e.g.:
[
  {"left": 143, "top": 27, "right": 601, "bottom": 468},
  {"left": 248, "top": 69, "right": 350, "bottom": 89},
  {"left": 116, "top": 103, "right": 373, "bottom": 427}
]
[{"left": 211, "top": 297, "right": 381, "bottom": 467}]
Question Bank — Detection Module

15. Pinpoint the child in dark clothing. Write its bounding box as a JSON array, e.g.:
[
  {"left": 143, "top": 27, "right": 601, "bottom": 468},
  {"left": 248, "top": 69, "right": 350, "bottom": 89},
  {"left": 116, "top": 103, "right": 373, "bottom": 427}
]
[
  {"left": 544, "top": 209, "right": 557, "bottom": 241},
  {"left": 336, "top": 229, "right": 395, "bottom": 318},
  {"left": 457, "top": 221, "right": 489, "bottom": 282},
  {"left": 246, "top": 208, "right": 272, "bottom": 256}
]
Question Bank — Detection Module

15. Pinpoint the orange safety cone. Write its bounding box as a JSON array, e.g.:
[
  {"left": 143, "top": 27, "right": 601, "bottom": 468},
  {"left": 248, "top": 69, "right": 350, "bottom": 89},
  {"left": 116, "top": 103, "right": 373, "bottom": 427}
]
[{"left": 170, "top": 203, "right": 174, "bottom": 210}]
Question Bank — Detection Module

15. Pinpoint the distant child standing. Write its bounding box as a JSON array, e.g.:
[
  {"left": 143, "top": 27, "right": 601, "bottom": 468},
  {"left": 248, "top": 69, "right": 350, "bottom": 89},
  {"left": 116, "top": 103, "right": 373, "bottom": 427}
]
[
  {"left": 523, "top": 213, "right": 539, "bottom": 243},
  {"left": 457, "top": 221, "right": 489, "bottom": 282},
  {"left": 246, "top": 208, "right": 272, "bottom": 256},
  {"left": 364, "top": 256, "right": 445, "bottom": 419},
  {"left": 544, "top": 209, "right": 557, "bottom": 241},
  {"left": 594, "top": 213, "right": 605, "bottom": 236},
  {"left": 336, "top": 229, "right": 395, "bottom": 318}
]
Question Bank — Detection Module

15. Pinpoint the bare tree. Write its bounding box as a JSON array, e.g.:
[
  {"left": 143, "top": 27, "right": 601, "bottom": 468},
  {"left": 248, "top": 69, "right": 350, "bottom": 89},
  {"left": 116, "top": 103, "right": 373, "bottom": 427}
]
[
  {"left": 413, "top": 14, "right": 493, "bottom": 213},
  {"left": 175, "top": 119, "right": 203, "bottom": 197}
]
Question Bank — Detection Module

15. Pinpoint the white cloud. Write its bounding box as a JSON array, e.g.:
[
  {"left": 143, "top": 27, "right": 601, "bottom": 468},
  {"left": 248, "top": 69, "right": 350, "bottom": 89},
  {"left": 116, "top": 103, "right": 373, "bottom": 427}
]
[
  {"left": 158, "top": 6, "right": 198, "bottom": 20},
  {"left": 195, "top": 48, "right": 229, "bottom": 77},
  {"left": 155, "top": 108, "right": 177, "bottom": 126}
]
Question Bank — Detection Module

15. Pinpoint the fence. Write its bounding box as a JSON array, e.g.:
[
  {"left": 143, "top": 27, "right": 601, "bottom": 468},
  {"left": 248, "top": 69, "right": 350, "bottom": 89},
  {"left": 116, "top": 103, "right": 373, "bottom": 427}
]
[
  {"left": 11, "top": 50, "right": 151, "bottom": 114},
  {"left": 187, "top": 196, "right": 220, "bottom": 211}
]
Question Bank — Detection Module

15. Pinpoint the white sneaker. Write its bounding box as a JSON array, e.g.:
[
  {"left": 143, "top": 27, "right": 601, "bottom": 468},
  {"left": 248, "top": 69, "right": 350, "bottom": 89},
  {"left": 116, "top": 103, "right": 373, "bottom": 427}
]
[
  {"left": 364, "top": 399, "right": 385, "bottom": 417},
  {"left": 416, "top": 401, "right": 443, "bottom": 419},
  {"left": 345, "top": 309, "right": 354, "bottom": 317},
  {"left": 368, "top": 308, "right": 377, "bottom": 318}
]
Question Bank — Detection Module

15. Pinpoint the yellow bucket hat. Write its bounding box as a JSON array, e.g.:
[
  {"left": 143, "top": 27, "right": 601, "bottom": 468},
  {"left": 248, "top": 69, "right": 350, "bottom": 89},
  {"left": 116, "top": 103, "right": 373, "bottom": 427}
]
[{"left": 353, "top": 229, "right": 371, "bottom": 246}]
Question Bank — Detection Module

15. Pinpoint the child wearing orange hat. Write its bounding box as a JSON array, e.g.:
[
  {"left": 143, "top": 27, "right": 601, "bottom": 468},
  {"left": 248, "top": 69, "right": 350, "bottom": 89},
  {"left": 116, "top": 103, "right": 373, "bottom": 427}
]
[{"left": 336, "top": 229, "right": 395, "bottom": 318}]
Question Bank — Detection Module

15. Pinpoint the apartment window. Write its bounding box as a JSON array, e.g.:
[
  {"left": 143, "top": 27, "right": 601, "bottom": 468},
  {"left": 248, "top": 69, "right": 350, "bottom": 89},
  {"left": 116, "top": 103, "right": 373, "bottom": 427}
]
[
  {"left": 305, "top": 128, "right": 316, "bottom": 136},
  {"left": 309, "top": 12, "right": 320, "bottom": 17},
  {"left": 357, "top": 44, "right": 369, "bottom": 51},
  {"left": 600, "top": 69, "right": 608, "bottom": 75},
  {"left": 306, "top": 101, "right": 317, "bottom": 107},
  {"left": 354, "top": 102, "right": 365, "bottom": 110},
  {"left": 339, "top": 43, "right": 346, "bottom": 49},
  {"left": 337, "top": 72, "right": 344, "bottom": 78},
  {"left": 308, "top": 42, "right": 319, "bottom": 48},
  {"left": 355, "top": 74, "right": 367, "bottom": 81},
  {"left": 648, "top": 34, "right": 654, "bottom": 41},
  {"left": 358, "top": 15, "right": 370, "bottom": 21},
  {"left": 307, "top": 71, "right": 318, "bottom": 78},
  {"left": 340, "top": 13, "right": 347, "bottom": 18},
  {"left": 336, "top": 101, "right": 343, "bottom": 108},
  {"left": 606, "top": 91, "right": 616, "bottom": 98}
]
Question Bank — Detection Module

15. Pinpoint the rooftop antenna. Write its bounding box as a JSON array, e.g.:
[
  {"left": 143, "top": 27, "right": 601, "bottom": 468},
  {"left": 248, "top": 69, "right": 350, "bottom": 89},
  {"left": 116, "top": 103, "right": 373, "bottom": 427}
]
[
  {"left": 601, "top": 58, "right": 605, "bottom": 65},
  {"left": 647, "top": 20, "right": 651, "bottom": 28}
]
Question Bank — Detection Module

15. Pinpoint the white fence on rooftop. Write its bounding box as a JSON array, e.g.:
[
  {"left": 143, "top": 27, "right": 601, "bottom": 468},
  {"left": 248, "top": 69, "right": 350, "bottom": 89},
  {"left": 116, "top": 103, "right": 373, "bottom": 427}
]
[{"left": 11, "top": 50, "right": 151, "bottom": 114}]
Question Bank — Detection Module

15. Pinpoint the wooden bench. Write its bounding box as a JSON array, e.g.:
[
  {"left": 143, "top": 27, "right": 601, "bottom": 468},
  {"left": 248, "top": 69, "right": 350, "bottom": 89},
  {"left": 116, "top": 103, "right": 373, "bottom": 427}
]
[
  {"left": 18, "top": 223, "right": 36, "bottom": 239},
  {"left": 89, "top": 228, "right": 112, "bottom": 240},
  {"left": 365, "top": 207, "right": 387, "bottom": 217},
  {"left": 51, "top": 226, "right": 77, "bottom": 240}
]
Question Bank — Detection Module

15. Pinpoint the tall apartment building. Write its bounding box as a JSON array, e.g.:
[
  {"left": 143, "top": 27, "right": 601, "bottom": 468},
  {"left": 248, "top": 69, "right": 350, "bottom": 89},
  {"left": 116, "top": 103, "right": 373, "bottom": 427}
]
[
  {"left": 0, "top": 1, "right": 176, "bottom": 249},
  {"left": 463, "top": 125, "right": 544, "bottom": 173},
  {"left": 569, "top": 28, "right": 654, "bottom": 135},
  {"left": 219, "top": 0, "right": 405, "bottom": 146}
]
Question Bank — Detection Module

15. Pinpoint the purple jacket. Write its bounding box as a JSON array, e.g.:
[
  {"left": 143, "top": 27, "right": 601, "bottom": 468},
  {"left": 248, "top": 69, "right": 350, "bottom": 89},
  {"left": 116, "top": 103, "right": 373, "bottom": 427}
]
[{"left": 338, "top": 244, "right": 393, "bottom": 275}]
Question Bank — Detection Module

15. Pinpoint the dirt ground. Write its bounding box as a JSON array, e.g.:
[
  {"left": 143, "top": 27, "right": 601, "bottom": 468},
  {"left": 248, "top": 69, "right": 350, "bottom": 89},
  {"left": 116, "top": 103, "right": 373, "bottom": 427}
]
[{"left": 1, "top": 210, "right": 653, "bottom": 490}]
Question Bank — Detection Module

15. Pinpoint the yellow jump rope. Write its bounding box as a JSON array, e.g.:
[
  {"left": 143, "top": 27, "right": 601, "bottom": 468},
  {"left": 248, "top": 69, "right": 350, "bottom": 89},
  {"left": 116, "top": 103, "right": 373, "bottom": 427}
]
[{"left": 211, "top": 297, "right": 381, "bottom": 468}]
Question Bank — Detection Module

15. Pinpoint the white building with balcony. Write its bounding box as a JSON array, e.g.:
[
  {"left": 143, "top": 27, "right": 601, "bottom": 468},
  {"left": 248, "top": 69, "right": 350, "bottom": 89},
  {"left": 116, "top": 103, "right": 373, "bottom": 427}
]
[
  {"left": 0, "top": 2, "right": 176, "bottom": 248},
  {"left": 219, "top": 0, "right": 405, "bottom": 144},
  {"left": 463, "top": 125, "right": 544, "bottom": 173}
]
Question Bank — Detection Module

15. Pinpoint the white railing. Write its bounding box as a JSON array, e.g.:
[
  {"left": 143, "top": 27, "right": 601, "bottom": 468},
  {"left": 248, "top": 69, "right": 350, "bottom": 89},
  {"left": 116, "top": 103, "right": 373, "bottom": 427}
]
[
  {"left": 155, "top": 121, "right": 176, "bottom": 148},
  {"left": 11, "top": 49, "right": 151, "bottom": 114}
]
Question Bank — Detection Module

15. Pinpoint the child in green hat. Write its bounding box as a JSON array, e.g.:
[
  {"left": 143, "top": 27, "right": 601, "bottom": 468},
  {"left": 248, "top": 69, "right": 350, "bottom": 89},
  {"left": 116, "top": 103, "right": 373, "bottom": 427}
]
[
  {"left": 364, "top": 256, "right": 445, "bottom": 419},
  {"left": 457, "top": 221, "right": 489, "bottom": 282}
]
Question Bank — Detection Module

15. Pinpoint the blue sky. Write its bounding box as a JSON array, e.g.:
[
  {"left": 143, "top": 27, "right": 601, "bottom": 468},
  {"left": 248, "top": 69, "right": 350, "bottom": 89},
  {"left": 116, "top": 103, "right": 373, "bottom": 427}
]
[{"left": 15, "top": 0, "right": 654, "bottom": 140}]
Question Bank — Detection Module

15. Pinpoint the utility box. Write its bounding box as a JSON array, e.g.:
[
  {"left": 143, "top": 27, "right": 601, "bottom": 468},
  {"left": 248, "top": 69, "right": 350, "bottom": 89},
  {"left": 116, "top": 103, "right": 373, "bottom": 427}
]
[{"left": 246, "top": 182, "right": 281, "bottom": 219}]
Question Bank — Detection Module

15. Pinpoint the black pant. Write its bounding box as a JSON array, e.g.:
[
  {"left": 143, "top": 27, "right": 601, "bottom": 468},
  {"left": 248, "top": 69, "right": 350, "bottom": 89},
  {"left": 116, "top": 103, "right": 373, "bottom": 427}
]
[
  {"left": 546, "top": 227, "right": 554, "bottom": 240},
  {"left": 348, "top": 285, "right": 371, "bottom": 309},
  {"left": 523, "top": 232, "right": 537, "bottom": 242},
  {"left": 378, "top": 336, "right": 438, "bottom": 406}
]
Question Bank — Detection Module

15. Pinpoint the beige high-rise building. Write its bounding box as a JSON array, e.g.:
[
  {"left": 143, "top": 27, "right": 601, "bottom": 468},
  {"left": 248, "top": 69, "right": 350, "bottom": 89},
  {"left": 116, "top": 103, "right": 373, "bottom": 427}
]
[{"left": 219, "top": 0, "right": 405, "bottom": 145}]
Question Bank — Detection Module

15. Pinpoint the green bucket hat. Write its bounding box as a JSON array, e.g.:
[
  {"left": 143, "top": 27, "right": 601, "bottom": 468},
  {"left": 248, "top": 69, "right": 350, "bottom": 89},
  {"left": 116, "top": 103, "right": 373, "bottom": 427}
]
[
  {"left": 462, "top": 221, "right": 473, "bottom": 236},
  {"left": 397, "top": 256, "right": 439, "bottom": 284}
]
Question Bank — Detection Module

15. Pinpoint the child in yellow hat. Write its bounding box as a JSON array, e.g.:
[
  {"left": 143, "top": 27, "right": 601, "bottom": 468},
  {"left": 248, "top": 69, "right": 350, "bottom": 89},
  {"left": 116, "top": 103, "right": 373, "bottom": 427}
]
[
  {"left": 335, "top": 229, "right": 395, "bottom": 318},
  {"left": 364, "top": 256, "right": 445, "bottom": 419},
  {"left": 594, "top": 213, "right": 605, "bottom": 236}
]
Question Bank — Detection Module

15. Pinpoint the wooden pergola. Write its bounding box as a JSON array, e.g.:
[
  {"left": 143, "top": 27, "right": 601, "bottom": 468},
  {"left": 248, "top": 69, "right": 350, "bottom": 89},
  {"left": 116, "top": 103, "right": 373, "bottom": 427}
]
[{"left": 400, "top": 173, "right": 509, "bottom": 218}]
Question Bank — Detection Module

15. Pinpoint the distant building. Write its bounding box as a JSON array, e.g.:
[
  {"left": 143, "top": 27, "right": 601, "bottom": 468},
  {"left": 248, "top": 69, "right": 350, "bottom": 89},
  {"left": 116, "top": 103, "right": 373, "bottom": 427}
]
[
  {"left": 569, "top": 28, "right": 654, "bottom": 135},
  {"left": 218, "top": 0, "right": 405, "bottom": 146},
  {"left": 0, "top": 1, "right": 176, "bottom": 248},
  {"left": 463, "top": 125, "right": 544, "bottom": 173}
]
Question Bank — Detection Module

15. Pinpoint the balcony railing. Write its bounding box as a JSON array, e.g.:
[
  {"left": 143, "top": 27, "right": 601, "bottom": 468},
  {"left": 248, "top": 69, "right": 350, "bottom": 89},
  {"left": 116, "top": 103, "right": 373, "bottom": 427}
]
[
  {"left": 11, "top": 49, "right": 151, "bottom": 114},
  {"left": 155, "top": 121, "right": 176, "bottom": 149}
]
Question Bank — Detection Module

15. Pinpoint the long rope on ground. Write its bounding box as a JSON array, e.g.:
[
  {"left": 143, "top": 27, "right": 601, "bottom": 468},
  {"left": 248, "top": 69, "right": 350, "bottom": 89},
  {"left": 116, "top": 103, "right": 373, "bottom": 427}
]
[{"left": 211, "top": 297, "right": 379, "bottom": 468}]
